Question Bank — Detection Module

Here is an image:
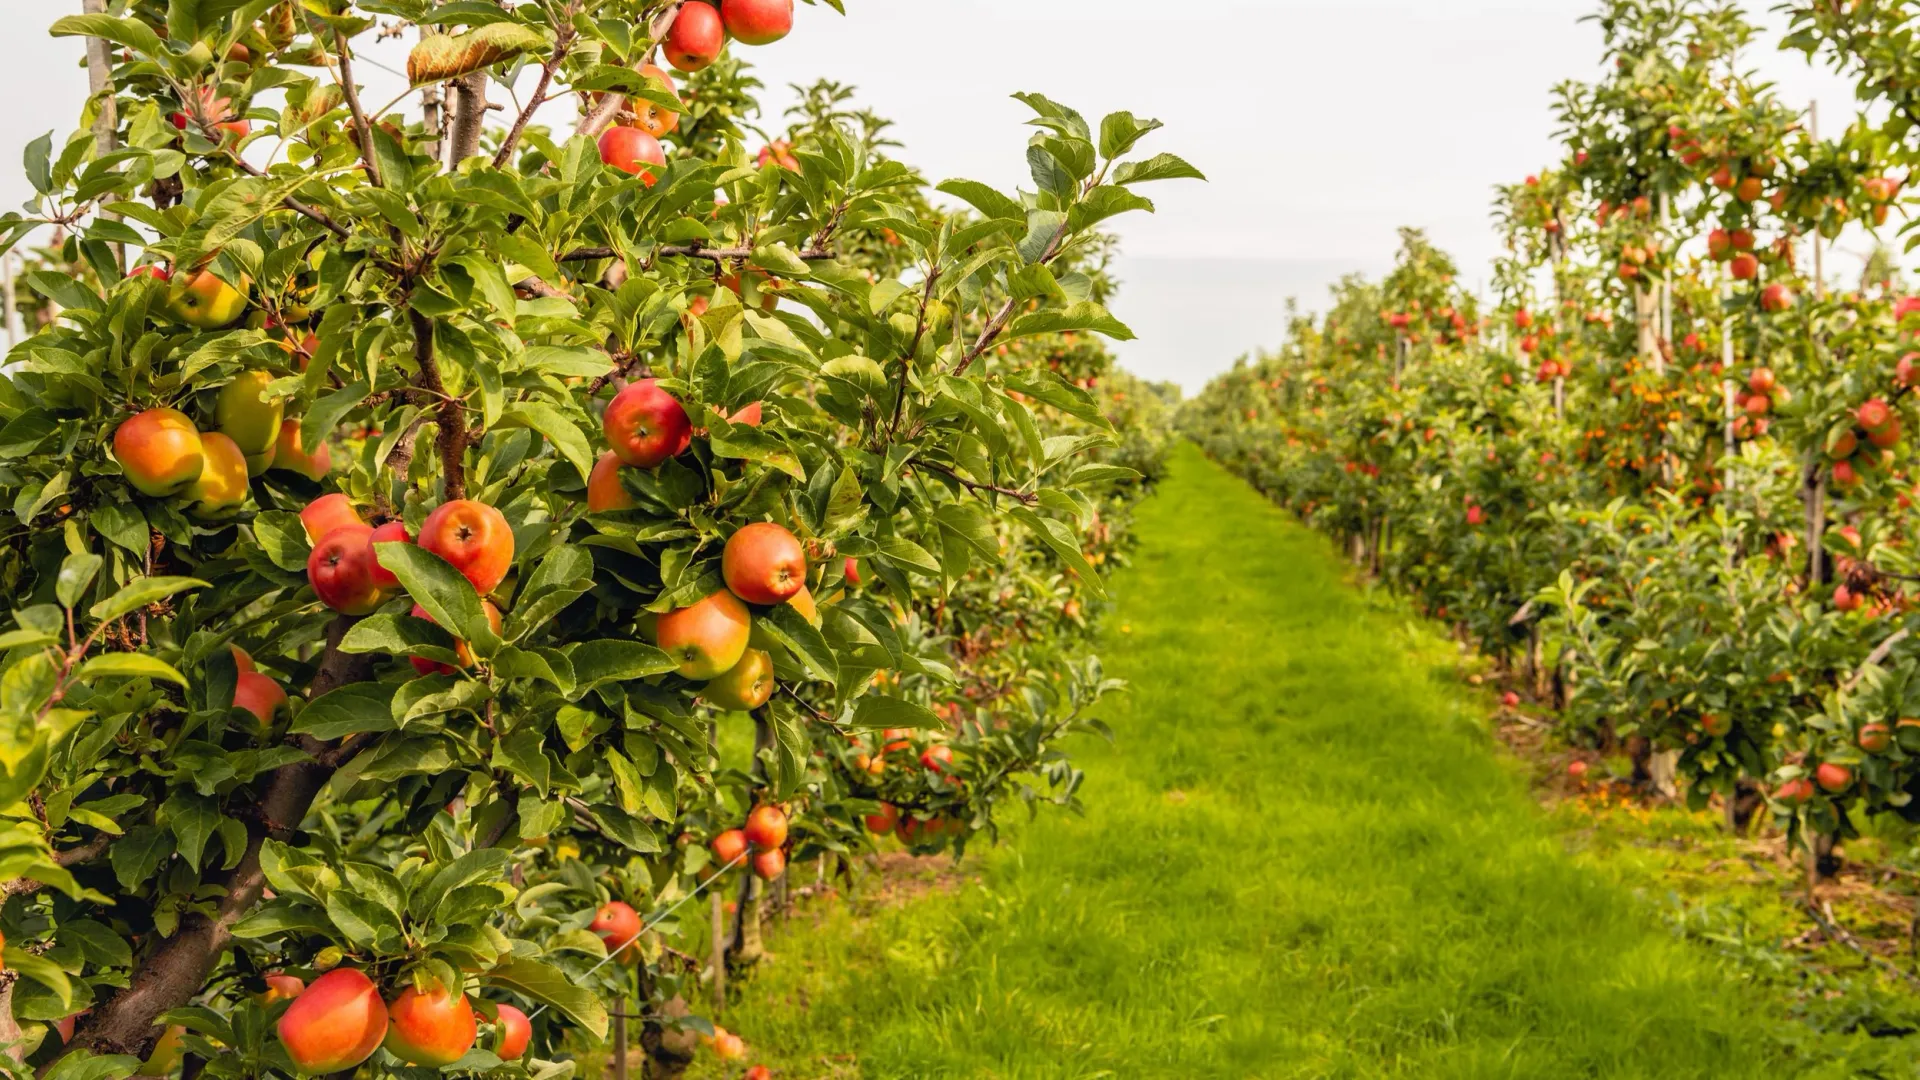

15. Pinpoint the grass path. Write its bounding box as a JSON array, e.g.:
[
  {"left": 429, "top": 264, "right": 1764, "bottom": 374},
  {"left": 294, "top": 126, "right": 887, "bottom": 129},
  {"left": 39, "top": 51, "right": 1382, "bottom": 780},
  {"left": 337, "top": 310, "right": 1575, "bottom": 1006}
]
[{"left": 696, "top": 443, "right": 1828, "bottom": 1078}]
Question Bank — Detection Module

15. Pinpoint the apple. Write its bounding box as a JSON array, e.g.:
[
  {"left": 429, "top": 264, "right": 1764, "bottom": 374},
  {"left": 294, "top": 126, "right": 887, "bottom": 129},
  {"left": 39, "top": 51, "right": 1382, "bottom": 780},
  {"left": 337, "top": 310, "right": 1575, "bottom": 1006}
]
[
  {"left": 1870, "top": 418, "right": 1903, "bottom": 449},
  {"left": 128, "top": 264, "right": 170, "bottom": 282},
  {"left": 746, "top": 1067, "right": 772, "bottom": 1080},
  {"left": 865, "top": 802, "right": 899, "bottom": 834},
  {"left": 408, "top": 600, "right": 502, "bottom": 676},
  {"left": 632, "top": 64, "right": 680, "bottom": 137},
  {"left": 1760, "top": 283, "right": 1793, "bottom": 312},
  {"left": 589, "top": 900, "right": 643, "bottom": 953},
  {"left": 1743, "top": 394, "right": 1770, "bottom": 417},
  {"left": 1699, "top": 713, "right": 1731, "bottom": 738},
  {"left": 1747, "top": 367, "right": 1775, "bottom": 394},
  {"left": 751, "top": 848, "right": 786, "bottom": 880},
  {"left": 384, "top": 985, "right": 476, "bottom": 1067},
  {"left": 587, "top": 451, "right": 638, "bottom": 512},
  {"left": 920, "top": 744, "right": 954, "bottom": 774},
  {"left": 1466, "top": 505, "right": 1485, "bottom": 526},
  {"left": 729, "top": 401, "right": 764, "bottom": 427},
  {"left": 755, "top": 142, "right": 800, "bottom": 172},
  {"left": 1729, "top": 253, "right": 1758, "bottom": 280},
  {"left": 1834, "top": 583, "right": 1861, "bottom": 610},
  {"left": 597, "top": 126, "right": 666, "bottom": 185},
  {"left": 787, "top": 583, "right": 820, "bottom": 626},
  {"left": 743, "top": 804, "right": 788, "bottom": 852},
  {"left": 1859, "top": 398, "right": 1892, "bottom": 431},
  {"left": 167, "top": 269, "right": 249, "bottom": 329},
  {"left": 277, "top": 968, "right": 389, "bottom": 1075},
  {"left": 1899, "top": 353, "right": 1919, "bottom": 387},
  {"left": 705, "top": 648, "right": 774, "bottom": 710},
  {"left": 1567, "top": 760, "right": 1589, "bottom": 780},
  {"left": 723, "top": 523, "right": 807, "bottom": 605},
  {"left": 1735, "top": 176, "right": 1764, "bottom": 202},
  {"left": 721, "top": 0, "right": 794, "bottom": 45},
  {"left": 419, "top": 499, "right": 515, "bottom": 595},
  {"left": 1500, "top": 691, "right": 1520, "bottom": 708},
  {"left": 1860, "top": 723, "right": 1892, "bottom": 753},
  {"left": 263, "top": 973, "right": 306, "bottom": 1003},
  {"left": 1814, "top": 762, "right": 1852, "bottom": 793},
  {"left": 604, "top": 380, "right": 691, "bottom": 467},
  {"left": 272, "top": 419, "right": 333, "bottom": 480},
  {"left": 366, "top": 521, "right": 412, "bottom": 590},
  {"left": 309, "top": 524, "right": 385, "bottom": 615},
  {"left": 711, "top": 828, "right": 749, "bottom": 867},
  {"left": 665, "top": 0, "right": 725, "bottom": 70},
  {"left": 1731, "top": 229, "right": 1755, "bottom": 251},
  {"left": 215, "top": 371, "right": 283, "bottom": 457},
  {"left": 843, "top": 556, "right": 862, "bottom": 587},
  {"left": 1707, "top": 229, "right": 1731, "bottom": 260},
  {"left": 233, "top": 671, "right": 286, "bottom": 726},
  {"left": 712, "top": 1027, "right": 748, "bottom": 1061},
  {"left": 115, "top": 408, "right": 205, "bottom": 497},
  {"left": 493, "top": 1004, "right": 531, "bottom": 1061},
  {"left": 658, "top": 590, "right": 751, "bottom": 678},
  {"left": 301, "top": 494, "right": 363, "bottom": 543},
  {"left": 231, "top": 644, "right": 255, "bottom": 675},
  {"left": 169, "top": 87, "right": 250, "bottom": 141},
  {"left": 184, "top": 431, "right": 250, "bottom": 517}
]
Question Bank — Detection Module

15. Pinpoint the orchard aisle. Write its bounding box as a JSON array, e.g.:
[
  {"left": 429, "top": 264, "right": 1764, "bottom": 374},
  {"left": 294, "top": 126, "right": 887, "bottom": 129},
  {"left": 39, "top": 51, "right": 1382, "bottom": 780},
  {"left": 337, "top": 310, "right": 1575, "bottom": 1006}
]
[{"left": 697, "top": 444, "right": 1810, "bottom": 1079}]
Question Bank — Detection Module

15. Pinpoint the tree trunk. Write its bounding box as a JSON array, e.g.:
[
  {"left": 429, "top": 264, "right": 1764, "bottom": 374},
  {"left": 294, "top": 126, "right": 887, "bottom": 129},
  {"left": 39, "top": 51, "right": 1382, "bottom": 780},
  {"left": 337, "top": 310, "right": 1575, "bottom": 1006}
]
[
  {"left": 447, "top": 71, "right": 488, "bottom": 165},
  {"left": 1725, "top": 778, "right": 1764, "bottom": 835}
]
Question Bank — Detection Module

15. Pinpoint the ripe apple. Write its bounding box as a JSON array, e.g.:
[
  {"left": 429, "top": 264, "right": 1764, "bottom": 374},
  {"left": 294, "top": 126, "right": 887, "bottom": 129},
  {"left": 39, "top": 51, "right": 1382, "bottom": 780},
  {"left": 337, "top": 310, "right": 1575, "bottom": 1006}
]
[
  {"left": 1567, "top": 760, "right": 1589, "bottom": 780},
  {"left": 167, "top": 269, "right": 249, "bottom": 329},
  {"left": 492, "top": 1004, "right": 531, "bottom": 1061},
  {"left": 705, "top": 648, "right": 774, "bottom": 710},
  {"left": 1760, "top": 283, "right": 1793, "bottom": 312},
  {"left": 712, "top": 1027, "right": 748, "bottom": 1060},
  {"left": 597, "top": 126, "right": 666, "bottom": 185},
  {"left": 843, "top": 556, "right": 863, "bottom": 587},
  {"left": 184, "top": 431, "right": 250, "bottom": 517},
  {"left": 1729, "top": 253, "right": 1758, "bottom": 280},
  {"left": 711, "top": 828, "right": 749, "bottom": 867},
  {"left": 786, "top": 583, "right": 820, "bottom": 626},
  {"left": 1814, "top": 762, "right": 1852, "bottom": 793},
  {"left": 128, "top": 264, "right": 170, "bottom": 283},
  {"left": 665, "top": 0, "right": 725, "bottom": 70},
  {"left": 419, "top": 499, "right": 515, "bottom": 595},
  {"left": 865, "top": 802, "right": 899, "bottom": 834},
  {"left": 1859, "top": 398, "right": 1892, "bottom": 431},
  {"left": 1734, "top": 176, "right": 1764, "bottom": 202},
  {"left": 408, "top": 600, "right": 502, "bottom": 676},
  {"left": 276, "top": 968, "right": 389, "bottom": 1074},
  {"left": 263, "top": 973, "right": 305, "bottom": 1003},
  {"left": 1699, "top": 713, "right": 1731, "bottom": 738},
  {"left": 604, "top": 380, "right": 692, "bottom": 468},
  {"left": 272, "top": 419, "right": 333, "bottom": 480},
  {"left": 232, "top": 671, "right": 286, "bottom": 726},
  {"left": 383, "top": 985, "right": 476, "bottom": 1067},
  {"left": 1860, "top": 723, "right": 1892, "bottom": 753},
  {"left": 743, "top": 804, "right": 788, "bottom": 852},
  {"left": 1834, "top": 582, "right": 1861, "bottom": 610},
  {"left": 169, "top": 87, "right": 250, "bottom": 141},
  {"left": 1870, "top": 418, "right": 1903, "bottom": 449},
  {"left": 231, "top": 644, "right": 255, "bottom": 675},
  {"left": 366, "top": 521, "right": 412, "bottom": 590},
  {"left": 1501, "top": 691, "right": 1520, "bottom": 708},
  {"left": 751, "top": 848, "right": 786, "bottom": 880},
  {"left": 730, "top": 401, "right": 764, "bottom": 427},
  {"left": 723, "top": 523, "right": 807, "bottom": 605},
  {"left": 746, "top": 1066, "right": 772, "bottom": 1080},
  {"left": 214, "top": 370, "right": 284, "bottom": 457},
  {"left": 589, "top": 900, "right": 643, "bottom": 953},
  {"left": 1707, "top": 229, "right": 1731, "bottom": 260},
  {"left": 587, "top": 451, "right": 638, "bottom": 512},
  {"left": 920, "top": 744, "right": 953, "bottom": 774},
  {"left": 1747, "top": 367, "right": 1775, "bottom": 394},
  {"left": 301, "top": 494, "right": 363, "bottom": 543},
  {"left": 1774, "top": 778, "right": 1815, "bottom": 805},
  {"left": 754, "top": 143, "right": 800, "bottom": 172},
  {"left": 633, "top": 63, "right": 680, "bottom": 137},
  {"left": 309, "top": 524, "right": 385, "bottom": 615},
  {"left": 658, "top": 591, "right": 751, "bottom": 678},
  {"left": 721, "top": 0, "right": 794, "bottom": 45},
  {"left": 1743, "top": 394, "right": 1770, "bottom": 417},
  {"left": 115, "top": 408, "right": 205, "bottom": 497}
]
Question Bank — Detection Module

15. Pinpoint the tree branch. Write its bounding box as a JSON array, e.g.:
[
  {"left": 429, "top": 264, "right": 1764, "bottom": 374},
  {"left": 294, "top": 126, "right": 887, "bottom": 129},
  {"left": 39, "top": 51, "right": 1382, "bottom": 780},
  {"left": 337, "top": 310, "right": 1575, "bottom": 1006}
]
[
  {"left": 447, "top": 71, "right": 489, "bottom": 166},
  {"left": 63, "top": 618, "right": 375, "bottom": 1064},
  {"left": 915, "top": 461, "right": 1037, "bottom": 505},
  {"left": 574, "top": 3, "right": 683, "bottom": 140},
  {"left": 556, "top": 244, "right": 835, "bottom": 265},
  {"left": 408, "top": 309, "right": 468, "bottom": 500},
  {"left": 331, "top": 31, "right": 383, "bottom": 188},
  {"left": 0, "top": 832, "right": 112, "bottom": 899},
  {"left": 493, "top": 19, "right": 576, "bottom": 169}
]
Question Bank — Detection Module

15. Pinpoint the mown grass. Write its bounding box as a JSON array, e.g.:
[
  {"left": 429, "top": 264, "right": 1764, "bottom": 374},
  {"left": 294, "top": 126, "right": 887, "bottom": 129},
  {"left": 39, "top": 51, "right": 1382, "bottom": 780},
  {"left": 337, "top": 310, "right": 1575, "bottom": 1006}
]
[{"left": 689, "top": 443, "right": 1887, "bottom": 1079}]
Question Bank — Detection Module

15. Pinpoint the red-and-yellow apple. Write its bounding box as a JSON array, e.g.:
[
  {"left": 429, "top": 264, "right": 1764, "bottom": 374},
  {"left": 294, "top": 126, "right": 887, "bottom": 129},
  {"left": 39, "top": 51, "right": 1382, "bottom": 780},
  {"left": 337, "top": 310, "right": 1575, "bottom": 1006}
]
[
  {"left": 407, "top": 600, "right": 501, "bottom": 676},
  {"left": 721, "top": 0, "right": 794, "bottom": 45},
  {"left": 492, "top": 1004, "right": 531, "bottom": 1061},
  {"left": 309, "top": 524, "right": 385, "bottom": 615},
  {"left": 383, "top": 985, "right": 476, "bottom": 1068},
  {"left": 658, "top": 590, "right": 751, "bottom": 678},
  {"left": 711, "top": 828, "right": 749, "bottom": 867},
  {"left": 723, "top": 523, "right": 807, "bottom": 605},
  {"left": 184, "top": 431, "right": 250, "bottom": 517},
  {"left": 215, "top": 370, "right": 283, "bottom": 459},
  {"left": 233, "top": 671, "right": 286, "bottom": 726},
  {"left": 633, "top": 64, "right": 680, "bottom": 137},
  {"left": 704, "top": 648, "right": 774, "bottom": 710},
  {"left": 589, "top": 901, "right": 642, "bottom": 953},
  {"left": 743, "top": 804, "right": 787, "bottom": 852},
  {"left": 167, "top": 269, "right": 249, "bottom": 328},
  {"left": 272, "top": 419, "right": 333, "bottom": 480},
  {"left": 276, "top": 968, "right": 388, "bottom": 1075},
  {"left": 418, "top": 500, "right": 515, "bottom": 595},
  {"left": 115, "top": 408, "right": 205, "bottom": 497},
  {"left": 587, "top": 451, "right": 638, "bottom": 512},
  {"left": 301, "top": 494, "right": 363, "bottom": 543}
]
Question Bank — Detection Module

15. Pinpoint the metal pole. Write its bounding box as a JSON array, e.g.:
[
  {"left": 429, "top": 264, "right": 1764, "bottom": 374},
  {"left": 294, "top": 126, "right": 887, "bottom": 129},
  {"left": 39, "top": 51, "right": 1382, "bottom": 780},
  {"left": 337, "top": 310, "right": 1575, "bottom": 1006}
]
[{"left": 1811, "top": 102, "right": 1825, "bottom": 298}]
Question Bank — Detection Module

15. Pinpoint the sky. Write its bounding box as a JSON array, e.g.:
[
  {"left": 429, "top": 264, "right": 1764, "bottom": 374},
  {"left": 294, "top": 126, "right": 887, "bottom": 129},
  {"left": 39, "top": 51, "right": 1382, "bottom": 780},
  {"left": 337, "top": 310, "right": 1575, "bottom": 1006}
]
[{"left": 0, "top": 0, "right": 1874, "bottom": 392}]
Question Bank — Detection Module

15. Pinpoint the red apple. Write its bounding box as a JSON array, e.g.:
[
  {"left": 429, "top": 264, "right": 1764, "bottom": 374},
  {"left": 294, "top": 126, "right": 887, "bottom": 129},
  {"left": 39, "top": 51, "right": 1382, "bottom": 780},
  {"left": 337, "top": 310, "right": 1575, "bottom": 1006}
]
[
  {"left": 366, "top": 521, "right": 412, "bottom": 590},
  {"left": 743, "top": 804, "right": 788, "bottom": 852},
  {"left": 232, "top": 672, "right": 286, "bottom": 726},
  {"left": 493, "top": 1004, "right": 531, "bottom": 1061},
  {"left": 418, "top": 500, "right": 514, "bottom": 595},
  {"left": 597, "top": 126, "right": 666, "bottom": 185},
  {"left": 664, "top": 1, "right": 725, "bottom": 71},
  {"left": 723, "top": 523, "right": 807, "bottom": 605},
  {"left": 408, "top": 600, "right": 502, "bottom": 676},
  {"left": 587, "top": 451, "right": 638, "bottom": 512},
  {"left": 115, "top": 408, "right": 205, "bottom": 497},
  {"left": 589, "top": 900, "right": 643, "bottom": 954},
  {"left": 1815, "top": 762, "right": 1852, "bottom": 793},
  {"left": 1860, "top": 723, "right": 1892, "bottom": 753},
  {"left": 276, "top": 968, "right": 388, "bottom": 1075},
  {"left": 720, "top": 0, "right": 794, "bottom": 45},
  {"left": 309, "top": 524, "right": 385, "bottom": 615},
  {"left": 383, "top": 985, "right": 476, "bottom": 1067},
  {"left": 604, "top": 380, "right": 691, "bottom": 468},
  {"left": 711, "top": 828, "right": 749, "bottom": 867},
  {"left": 301, "top": 494, "right": 364, "bottom": 543}
]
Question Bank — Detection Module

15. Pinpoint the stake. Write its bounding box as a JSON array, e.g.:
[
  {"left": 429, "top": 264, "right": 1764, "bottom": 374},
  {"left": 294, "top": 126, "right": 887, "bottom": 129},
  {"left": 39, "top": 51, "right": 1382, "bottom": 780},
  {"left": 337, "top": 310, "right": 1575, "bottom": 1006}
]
[
  {"left": 708, "top": 721, "right": 726, "bottom": 1012},
  {"left": 1811, "top": 102, "right": 1825, "bottom": 298},
  {"left": 611, "top": 1003, "right": 627, "bottom": 1080},
  {"left": 1723, "top": 294, "right": 1736, "bottom": 504}
]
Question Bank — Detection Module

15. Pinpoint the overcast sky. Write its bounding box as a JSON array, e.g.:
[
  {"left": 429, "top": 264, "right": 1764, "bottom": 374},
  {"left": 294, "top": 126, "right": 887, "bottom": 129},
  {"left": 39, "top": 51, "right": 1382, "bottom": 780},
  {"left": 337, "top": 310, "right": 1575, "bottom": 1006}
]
[{"left": 0, "top": 0, "right": 1873, "bottom": 392}]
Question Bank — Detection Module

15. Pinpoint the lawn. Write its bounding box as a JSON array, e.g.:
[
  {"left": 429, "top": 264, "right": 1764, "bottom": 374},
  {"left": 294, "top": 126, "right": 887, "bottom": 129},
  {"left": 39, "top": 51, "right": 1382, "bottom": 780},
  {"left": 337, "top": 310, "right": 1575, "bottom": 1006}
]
[{"left": 688, "top": 443, "right": 1881, "bottom": 1078}]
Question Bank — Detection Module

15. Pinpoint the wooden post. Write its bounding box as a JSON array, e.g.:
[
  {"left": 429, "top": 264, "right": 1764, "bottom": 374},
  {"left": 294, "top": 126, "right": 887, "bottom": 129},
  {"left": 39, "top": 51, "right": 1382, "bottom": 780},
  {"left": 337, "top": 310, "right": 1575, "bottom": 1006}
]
[
  {"left": 611, "top": 1005, "right": 628, "bottom": 1080},
  {"left": 81, "top": 0, "right": 124, "bottom": 271},
  {"left": 707, "top": 722, "right": 725, "bottom": 1012},
  {"left": 1722, "top": 299, "right": 1736, "bottom": 504},
  {"left": 1659, "top": 192, "right": 1674, "bottom": 347},
  {"left": 1810, "top": 102, "right": 1825, "bottom": 298}
]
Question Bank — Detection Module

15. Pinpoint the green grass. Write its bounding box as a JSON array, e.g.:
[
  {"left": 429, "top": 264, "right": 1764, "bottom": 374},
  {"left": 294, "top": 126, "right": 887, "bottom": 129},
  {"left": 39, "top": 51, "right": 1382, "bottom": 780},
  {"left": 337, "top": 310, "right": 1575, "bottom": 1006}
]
[{"left": 691, "top": 443, "right": 1874, "bottom": 1079}]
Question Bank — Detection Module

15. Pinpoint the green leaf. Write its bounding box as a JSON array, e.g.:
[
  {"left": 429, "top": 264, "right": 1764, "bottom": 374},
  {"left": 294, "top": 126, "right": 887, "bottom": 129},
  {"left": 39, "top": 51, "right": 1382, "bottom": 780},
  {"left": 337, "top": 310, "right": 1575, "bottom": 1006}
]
[
  {"left": 75, "top": 653, "right": 188, "bottom": 687},
  {"left": 252, "top": 511, "right": 311, "bottom": 572},
  {"left": 1098, "top": 111, "right": 1163, "bottom": 159},
  {"left": 411, "top": 848, "right": 511, "bottom": 921},
  {"left": 56, "top": 553, "right": 103, "bottom": 609},
  {"left": 48, "top": 14, "right": 166, "bottom": 57},
  {"left": 301, "top": 381, "right": 370, "bottom": 456},
  {"left": 374, "top": 543, "right": 501, "bottom": 653},
  {"left": 4, "top": 949, "right": 71, "bottom": 1011},
  {"left": 848, "top": 695, "right": 943, "bottom": 731},
  {"left": 90, "top": 577, "right": 209, "bottom": 624},
  {"left": 485, "top": 956, "right": 608, "bottom": 1039},
  {"left": 89, "top": 502, "right": 149, "bottom": 555},
  {"left": 292, "top": 683, "right": 399, "bottom": 739},
  {"left": 757, "top": 603, "right": 837, "bottom": 685},
  {"left": 111, "top": 825, "right": 174, "bottom": 890},
  {"left": 1005, "top": 301, "right": 1133, "bottom": 343},
  {"left": 1010, "top": 507, "right": 1106, "bottom": 598},
  {"left": 1112, "top": 153, "right": 1206, "bottom": 185},
  {"left": 496, "top": 403, "right": 593, "bottom": 483},
  {"left": 935, "top": 179, "right": 1023, "bottom": 221},
  {"left": 338, "top": 613, "right": 460, "bottom": 665},
  {"left": 876, "top": 535, "right": 941, "bottom": 576},
  {"left": 567, "top": 640, "right": 676, "bottom": 696}
]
